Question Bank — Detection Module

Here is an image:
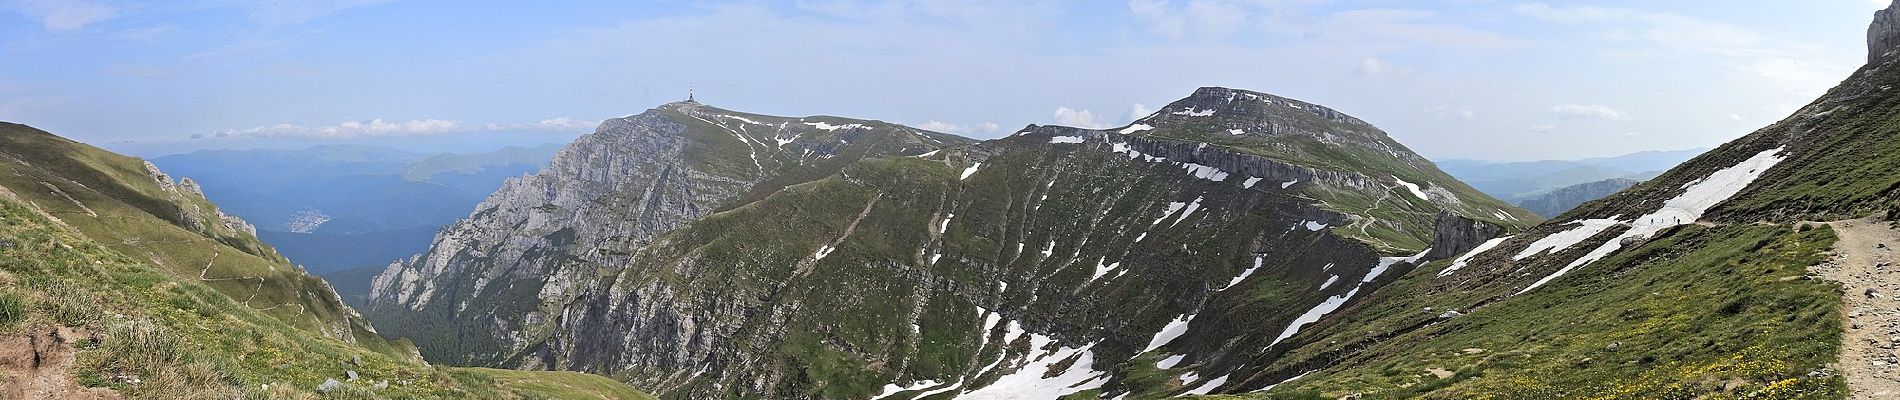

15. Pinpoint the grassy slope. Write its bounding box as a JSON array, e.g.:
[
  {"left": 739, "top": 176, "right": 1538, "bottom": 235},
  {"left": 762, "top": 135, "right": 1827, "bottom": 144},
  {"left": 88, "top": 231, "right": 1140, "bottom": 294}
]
[
  {"left": 0, "top": 122, "right": 370, "bottom": 343},
  {"left": 0, "top": 191, "right": 650, "bottom": 399},
  {"left": 1214, "top": 224, "right": 1842, "bottom": 399},
  {"left": 0, "top": 122, "right": 650, "bottom": 399},
  {"left": 1138, "top": 112, "right": 1537, "bottom": 255}
]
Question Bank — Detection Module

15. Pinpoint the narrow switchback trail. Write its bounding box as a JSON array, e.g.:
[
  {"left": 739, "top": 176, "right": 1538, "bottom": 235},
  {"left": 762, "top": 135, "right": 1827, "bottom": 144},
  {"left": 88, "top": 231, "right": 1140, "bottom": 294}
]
[{"left": 1817, "top": 218, "right": 1900, "bottom": 399}]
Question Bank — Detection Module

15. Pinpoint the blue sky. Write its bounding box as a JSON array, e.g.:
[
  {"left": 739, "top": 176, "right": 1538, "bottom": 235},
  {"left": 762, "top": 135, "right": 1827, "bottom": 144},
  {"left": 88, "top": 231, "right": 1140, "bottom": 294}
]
[{"left": 0, "top": 1, "right": 1887, "bottom": 159}]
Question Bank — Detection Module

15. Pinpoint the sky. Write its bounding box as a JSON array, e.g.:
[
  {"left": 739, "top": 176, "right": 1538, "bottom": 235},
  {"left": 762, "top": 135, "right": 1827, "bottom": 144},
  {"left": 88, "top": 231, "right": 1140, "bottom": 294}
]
[{"left": 0, "top": 0, "right": 1888, "bottom": 160}]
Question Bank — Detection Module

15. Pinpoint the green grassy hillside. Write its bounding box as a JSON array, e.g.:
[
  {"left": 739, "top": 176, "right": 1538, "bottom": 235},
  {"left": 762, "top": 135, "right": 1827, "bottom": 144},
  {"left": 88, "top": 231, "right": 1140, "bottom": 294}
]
[{"left": 0, "top": 122, "right": 651, "bottom": 399}]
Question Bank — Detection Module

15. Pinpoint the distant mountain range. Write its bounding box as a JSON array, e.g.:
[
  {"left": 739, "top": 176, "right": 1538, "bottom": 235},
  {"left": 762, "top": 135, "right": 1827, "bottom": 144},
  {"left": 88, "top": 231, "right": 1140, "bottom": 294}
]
[
  {"left": 1435, "top": 148, "right": 1705, "bottom": 203},
  {"left": 150, "top": 144, "right": 561, "bottom": 275}
]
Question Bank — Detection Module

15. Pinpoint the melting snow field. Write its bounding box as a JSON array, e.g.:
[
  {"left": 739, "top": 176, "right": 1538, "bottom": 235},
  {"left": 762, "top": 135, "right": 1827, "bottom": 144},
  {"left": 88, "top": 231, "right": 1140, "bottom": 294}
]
[
  {"left": 1091, "top": 260, "right": 1122, "bottom": 281},
  {"left": 1049, "top": 136, "right": 1085, "bottom": 144},
  {"left": 960, "top": 163, "right": 983, "bottom": 180},
  {"left": 1281, "top": 179, "right": 1298, "bottom": 189},
  {"left": 813, "top": 245, "right": 837, "bottom": 261},
  {"left": 1119, "top": 124, "right": 1154, "bottom": 134},
  {"left": 1171, "top": 108, "right": 1216, "bottom": 117},
  {"left": 1243, "top": 177, "right": 1263, "bottom": 188},
  {"left": 870, "top": 380, "right": 945, "bottom": 400},
  {"left": 1268, "top": 251, "right": 1426, "bottom": 347},
  {"left": 1301, "top": 221, "right": 1327, "bottom": 231},
  {"left": 1156, "top": 354, "right": 1186, "bottom": 369},
  {"left": 1511, "top": 219, "right": 1620, "bottom": 260},
  {"left": 1393, "top": 177, "right": 1430, "bottom": 201},
  {"left": 1223, "top": 256, "right": 1265, "bottom": 290},
  {"left": 1181, "top": 163, "right": 1230, "bottom": 181},
  {"left": 1184, "top": 375, "right": 1230, "bottom": 395},
  {"left": 1437, "top": 236, "right": 1511, "bottom": 278},
  {"left": 1142, "top": 315, "right": 1194, "bottom": 353},
  {"left": 1518, "top": 147, "right": 1787, "bottom": 295},
  {"left": 803, "top": 121, "right": 867, "bottom": 131},
  {"left": 1251, "top": 371, "right": 1313, "bottom": 393},
  {"left": 959, "top": 336, "right": 1105, "bottom": 399}
]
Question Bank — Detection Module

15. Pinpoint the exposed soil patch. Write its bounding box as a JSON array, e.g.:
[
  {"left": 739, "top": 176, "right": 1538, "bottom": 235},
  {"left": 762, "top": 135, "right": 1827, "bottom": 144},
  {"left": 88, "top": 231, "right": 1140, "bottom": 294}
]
[{"left": 0, "top": 326, "right": 119, "bottom": 399}]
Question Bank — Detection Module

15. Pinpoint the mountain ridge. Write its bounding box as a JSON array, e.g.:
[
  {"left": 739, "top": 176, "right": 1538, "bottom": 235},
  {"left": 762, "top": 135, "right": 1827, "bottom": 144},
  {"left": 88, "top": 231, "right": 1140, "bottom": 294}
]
[{"left": 363, "top": 87, "right": 1538, "bottom": 399}]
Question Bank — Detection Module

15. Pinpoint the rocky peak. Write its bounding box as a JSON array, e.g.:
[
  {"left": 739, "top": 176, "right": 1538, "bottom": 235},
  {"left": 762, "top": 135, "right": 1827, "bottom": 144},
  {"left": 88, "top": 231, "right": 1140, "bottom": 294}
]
[
  {"left": 1135, "top": 87, "right": 1372, "bottom": 131},
  {"left": 1873, "top": 1, "right": 1900, "bottom": 62}
]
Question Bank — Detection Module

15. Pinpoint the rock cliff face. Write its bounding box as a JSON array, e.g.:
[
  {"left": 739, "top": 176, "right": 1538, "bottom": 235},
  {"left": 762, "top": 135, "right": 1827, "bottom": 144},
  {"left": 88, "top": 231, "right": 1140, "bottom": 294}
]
[
  {"left": 364, "top": 89, "right": 1535, "bottom": 399},
  {"left": 368, "top": 101, "right": 969, "bottom": 362},
  {"left": 1873, "top": 1, "right": 1900, "bottom": 62}
]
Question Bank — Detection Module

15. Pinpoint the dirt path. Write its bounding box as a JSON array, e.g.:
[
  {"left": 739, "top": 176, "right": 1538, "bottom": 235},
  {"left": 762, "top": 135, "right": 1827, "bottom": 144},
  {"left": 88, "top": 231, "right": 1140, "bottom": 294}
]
[{"left": 1817, "top": 218, "right": 1900, "bottom": 399}]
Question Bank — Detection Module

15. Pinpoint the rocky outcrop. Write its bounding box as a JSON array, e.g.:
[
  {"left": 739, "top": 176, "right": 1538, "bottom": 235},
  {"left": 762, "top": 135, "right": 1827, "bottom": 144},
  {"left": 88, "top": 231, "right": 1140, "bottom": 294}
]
[
  {"left": 1423, "top": 211, "right": 1507, "bottom": 260},
  {"left": 1874, "top": 1, "right": 1900, "bottom": 62}
]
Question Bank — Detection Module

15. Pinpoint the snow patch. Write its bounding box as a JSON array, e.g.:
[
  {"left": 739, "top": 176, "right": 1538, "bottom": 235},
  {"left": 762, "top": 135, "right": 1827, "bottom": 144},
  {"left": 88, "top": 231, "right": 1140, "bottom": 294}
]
[
  {"left": 1142, "top": 315, "right": 1193, "bottom": 353},
  {"left": 1156, "top": 354, "right": 1186, "bottom": 369},
  {"left": 914, "top": 149, "right": 940, "bottom": 158},
  {"left": 1228, "top": 128, "right": 1245, "bottom": 135},
  {"left": 1512, "top": 219, "right": 1620, "bottom": 260},
  {"left": 1437, "top": 236, "right": 1511, "bottom": 278},
  {"left": 960, "top": 163, "right": 983, "bottom": 180},
  {"left": 1301, "top": 221, "right": 1327, "bottom": 231},
  {"left": 870, "top": 380, "right": 945, "bottom": 400},
  {"left": 1281, "top": 179, "right": 1298, "bottom": 189},
  {"left": 1181, "top": 163, "right": 1230, "bottom": 181},
  {"left": 1223, "top": 256, "right": 1265, "bottom": 290},
  {"left": 813, "top": 245, "right": 838, "bottom": 261},
  {"left": 938, "top": 213, "right": 955, "bottom": 235},
  {"left": 1243, "top": 177, "right": 1263, "bottom": 188},
  {"left": 1184, "top": 374, "right": 1230, "bottom": 395},
  {"left": 1119, "top": 124, "right": 1154, "bottom": 134},
  {"left": 1091, "top": 260, "right": 1122, "bottom": 281},
  {"left": 803, "top": 121, "right": 867, "bottom": 131},
  {"left": 1252, "top": 371, "right": 1313, "bottom": 393},
  {"left": 1170, "top": 197, "right": 1204, "bottom": 226},
  {"left": 959, "top": 338, "right": 1105, "bottom": 399},
  {"left": 1172, "top": 108, "right": 1216, "bottom": 117},
  {"left": 1519, "top": 147, "right": 1787, "bottom": 295},
  {"left": 1319, "top": 275, "right": 1339, "bottom": 289},
  {"left": 1268, "top": 255, "right": 1416, "bottom": 347},
  {"left": 1049, "top": 136, "right": 1085, "bottom": 144},
  {"left": 1394, "top": 177, "right": 1430, "bottom": 201}
]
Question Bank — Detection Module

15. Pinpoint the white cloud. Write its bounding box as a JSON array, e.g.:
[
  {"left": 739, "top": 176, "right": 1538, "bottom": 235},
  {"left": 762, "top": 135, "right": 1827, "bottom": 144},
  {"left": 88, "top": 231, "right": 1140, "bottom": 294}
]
[
  {"left": 1552, "top": 104, "right": 1631, "bottom": 120},
  {"left": 1425, "top": 104, "right": 1473, "bottom": 120},
  {"left": 914, "top": 120, "right": 1000, "bottom": 135},
  {"left": 205, "top": 117, "right": 597, "bottom": 139},
  {"left": 1128, "top": 103, "right": 1153, "bottom": 121},
  {"left": 1355, "top": 57, "right": 1414, "bottom": 77},
  {"left": 1514, "top": 3, "right": 1853, "bottom": 102},
  {"left": 1727, "top": 113, "right": 1743, "bottom": 121},
  {"left": 3, "top": 0, "right": 116, "bottom": 31},
  {"left": 485, "top": 117, "right": 601, "bottom": 132},
  {"left": 1053, "top": 107, "right": 1111, "bottom": 129},
  {"left": 1530, "top": 124, "right": 1557, "bottom": 134}
]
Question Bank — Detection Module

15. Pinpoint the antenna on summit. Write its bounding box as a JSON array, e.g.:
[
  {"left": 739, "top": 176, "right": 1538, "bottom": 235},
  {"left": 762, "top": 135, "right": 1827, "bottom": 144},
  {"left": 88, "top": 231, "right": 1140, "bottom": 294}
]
[{"left": 688, "top": 85, "right": 695, "bottom": 103}]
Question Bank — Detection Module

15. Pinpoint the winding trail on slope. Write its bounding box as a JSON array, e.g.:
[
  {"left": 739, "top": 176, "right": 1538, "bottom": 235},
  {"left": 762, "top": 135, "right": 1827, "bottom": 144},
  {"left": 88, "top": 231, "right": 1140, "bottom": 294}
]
[{"left": 1818, "top": 218, "right": 1900, "bottom": 399}]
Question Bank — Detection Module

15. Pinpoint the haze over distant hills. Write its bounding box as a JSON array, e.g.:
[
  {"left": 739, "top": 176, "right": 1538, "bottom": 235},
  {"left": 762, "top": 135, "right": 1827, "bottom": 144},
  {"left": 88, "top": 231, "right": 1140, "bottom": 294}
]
[{"left": 1435, "top": 148, "right": 1705, "bottom": 203}]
